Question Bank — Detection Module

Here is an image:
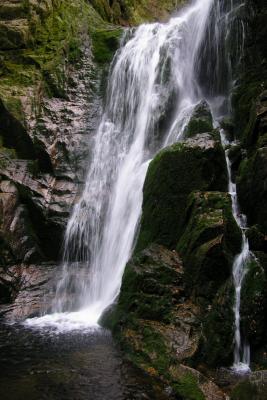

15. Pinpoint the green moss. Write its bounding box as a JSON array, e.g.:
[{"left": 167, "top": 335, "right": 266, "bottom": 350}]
[
  {"left": 91, "top": 28, "right": 122, "bottom": 64},
  {"left": 0, "top": 94, "right": 24, "bottom": 122},
  {"left": 237, "top": 147, "right": 267, "bottom": 235},
  {"left": 104, "top": 245, "right": 186, "bottom": 384},
  {"left": 195, "top": 280, "right": 235, "bottom": 367},
  {"left": 184, "top": 101, "right": 213, "bottom": 138},
  {"left": 231, "top": 381, "right": 259, "bottom": 400},
  {"left": 108, "top": 247, "right": 180, "bottom": 330},
  {"left": 176, "top": 191, "right": 241, "bottom": 300},
  {"left": 135, "top": 137, "right": 227, "bottom": 253},
  {"left": 241, "top": 258, "right": 267, "bottom": 349},
  {"left": 0, "top": 0, "right": 122, "bottom": 105},
  {"left": 173, "top": 373, "right": 205, "bottom": 400},
  {"left": 115, "top": 0, "right": 186, "bottom": 25}
]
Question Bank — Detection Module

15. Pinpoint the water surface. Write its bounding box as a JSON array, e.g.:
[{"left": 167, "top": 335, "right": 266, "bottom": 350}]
[{"left": 0, "top": 323, "right": 170, "bottom": 400}]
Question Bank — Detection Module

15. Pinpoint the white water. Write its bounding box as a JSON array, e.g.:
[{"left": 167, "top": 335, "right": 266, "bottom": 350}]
[
  {"left": 220, "top": 131, "right": 251, "bottom": 373},
  {"left": 26, "top": 0, "right": 250, "bottom": 372}
]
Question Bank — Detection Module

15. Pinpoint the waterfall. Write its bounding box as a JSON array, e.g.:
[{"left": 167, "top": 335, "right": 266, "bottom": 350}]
[
  {"left": 221, "top": 130, "right": 251, "bottom": 372},
  {"left": 26, "top": 0, "right": 250, "bottom": 372},
  {"left": 27, "top": 0, "right": 214, "bottom": 331}
]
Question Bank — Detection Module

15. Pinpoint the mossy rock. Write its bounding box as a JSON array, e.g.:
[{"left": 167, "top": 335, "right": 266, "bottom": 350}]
[
  {"left": 91, "top": 28, "right": 122, "bottom": 64},
  {"left": 173, "top": 373, "right": 205, "bottom": 400},
  {"left": 107, "top": 244, "right": 184, "bottom": 331},
  {"left": 177, "top": 191, "right": 242, "bottom": 299},
  {"left": 194, "top": 279, "right": 235, "bottom": 367},
  {"left": 106, "top": 244, "right": 215, "bottom": 396},
  {"left": 184, "top": 101, "right": 213, "bottom": 139},
  {"left": 135, "top": 133, "right": 228, "bottom": 252},
  {"left": 246, "top": 225, "right": 267, "bottom": 252},
  {"left": 231, "top": 380, "right": 262, "bottom": 400},
  {"left": 241, "top": 258, "right": 267, "bottom": 354},
  {"left": 237, "top": 147, "right": 267, "bottom": 235}
]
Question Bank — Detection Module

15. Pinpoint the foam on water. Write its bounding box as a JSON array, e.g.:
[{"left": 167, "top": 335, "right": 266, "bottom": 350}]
[{"left": 24, "top": 307, "right": 101, "bottom": 333}]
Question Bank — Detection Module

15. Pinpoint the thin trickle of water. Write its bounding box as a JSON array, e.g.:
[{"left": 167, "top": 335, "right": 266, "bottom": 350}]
[
  {"left": 212, "top": 0, "right": 251, "bottom": 372},
  {"left": 220, "top": 132, "right": 251, "bottom": 372}
]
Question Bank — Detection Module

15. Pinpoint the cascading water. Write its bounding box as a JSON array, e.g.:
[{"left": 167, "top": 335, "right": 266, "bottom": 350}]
[
  {"left": 26, "top": 0, "right": 251, "bottom": 372},
  {"left": 26, "top": 0, "right": 214, "bottom": 331},
  {"left": 220, "top": 131, "right": 251, "bottom": 372}
]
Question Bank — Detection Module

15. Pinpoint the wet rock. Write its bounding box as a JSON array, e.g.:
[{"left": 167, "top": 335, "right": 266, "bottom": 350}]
[
  {"left": 237, "top": 146, "right": 267, "bottom": 236},
  {"left": 177, "top": 191, "right": 242, "bottom": 299},
  {"left": 91, "top": 0, "right": 186, "bottom": 25},
  {"left": 246, "top": 225, "right": 267, "bottom": 252},
  {"left": 196, "top": 279, "right": 235, "bottom": 367},
  {"left": 183, "top": 101, "right": 213, "bottom": 138},
  {"left": 0, "top": 262, "right": 58, "bottom": 319},
  {"left": 136, "top": 132, "right": 228, "bottom": 252},
  {"left": 241, "top": 257, "right": 267, "bottom": 365},
  {"left": 107, "top": 244, "right": 228, "bottom": 398}
]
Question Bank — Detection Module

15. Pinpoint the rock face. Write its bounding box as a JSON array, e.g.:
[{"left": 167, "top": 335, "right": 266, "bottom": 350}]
[
  {"left": 177, "top": 191, "right": 241, "bottom": 300},
  {"left": 0, "top": 0, "right": 123, "bottom": 304},
  {"left": 136, "top": 132, "right": 228, "bottom": 252},
  {"left": 90, "top": 0, "right": 185, "bottom": 25},
  {"left": 227, "top": 0, "right": 267, "bottom": 368},
  {"left": 183, "top": 101, "right": 213, "bottom": 139},
  {"left": 237, "top": 92, "right": 267, "bottom": 235},
  {"left": 107, "top": 244, "right": 227, "bottom": 400},
  {"left": 0, "top": 262, "right": 58, "bottom": 320}
]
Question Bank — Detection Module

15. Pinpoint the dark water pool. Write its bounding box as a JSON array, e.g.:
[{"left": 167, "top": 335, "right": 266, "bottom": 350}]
[{"left": 0, "top": 323, "right": 170, "bottom": 400}]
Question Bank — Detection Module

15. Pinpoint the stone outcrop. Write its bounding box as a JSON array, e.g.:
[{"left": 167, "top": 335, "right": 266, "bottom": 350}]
[
  {"left": 0, "top": 262, "right": 58, "bottom": 320},
  {"left": 89, "top": 0, "right": 185, "bottom": 25},
  {"left": 136, "top": 132, "right": 228, "bottom": 252},
  {"left": 106, "top": 244, "right": 227, "bottom": 399}
]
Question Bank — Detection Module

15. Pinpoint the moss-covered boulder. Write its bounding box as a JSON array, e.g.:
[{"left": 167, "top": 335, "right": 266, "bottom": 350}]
[
  {"left": 195, "top": 279, "right": 235, "bottom": 367},
  {"left": 246, "top": 225, "right": 267, "bottom": 252},
  {"left": 177, "top": 191, "right": 242, "bottom": 299},
  {"left": 136, "top": 133, "right": 228, "bottom": 252},
  {"left": 184, "top": 101, "right": 213, "bottom": 138},
  {"left": 237, "top": 146, "right": 267, "bottom": 236},
  {"left": 240, "top": 257, "right": 267, "bottom": 366},
  {"left": 106, "top": 244, "right": 226, "bottom": 399}
]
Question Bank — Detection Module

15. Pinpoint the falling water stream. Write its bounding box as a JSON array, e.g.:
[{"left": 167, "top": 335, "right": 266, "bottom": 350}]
[
  {"left": 25, "top": 0, "right": 250, "bottom": 372},
  {"left": 220, "top": 131, "right": 251, "bottom": 372}
]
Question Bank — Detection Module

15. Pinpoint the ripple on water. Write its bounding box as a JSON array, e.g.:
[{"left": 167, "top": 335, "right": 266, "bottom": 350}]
[{"left": 0, "top": 322, "right": 172, "bottom": 400}]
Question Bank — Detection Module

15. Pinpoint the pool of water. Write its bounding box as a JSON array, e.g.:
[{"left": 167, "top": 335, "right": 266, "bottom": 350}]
[{"left": 0, "top": 323, "right": 170, "bottom": 400}]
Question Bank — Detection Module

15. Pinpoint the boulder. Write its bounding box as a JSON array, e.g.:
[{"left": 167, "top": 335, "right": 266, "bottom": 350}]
[
  {"left": 183, "top": 101, "right": 213, "bottom": 138},
  {"left": 177, "top": 191, "right": 242, "bottom": 299},
  {"left": 237, "top": 147, "right": 267, "bottom": 235},
  {"left": 240, "top": 257, "right": 267, "bottom": 366},
  {"left": 136, "top": 133, "right": 228, "bottom": 252},
  {"left": 107, "top": 244, "right": 228, "bottom": 399},
  {"left": 0, "top": 262, "right": 58, "bottom": 319}
]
